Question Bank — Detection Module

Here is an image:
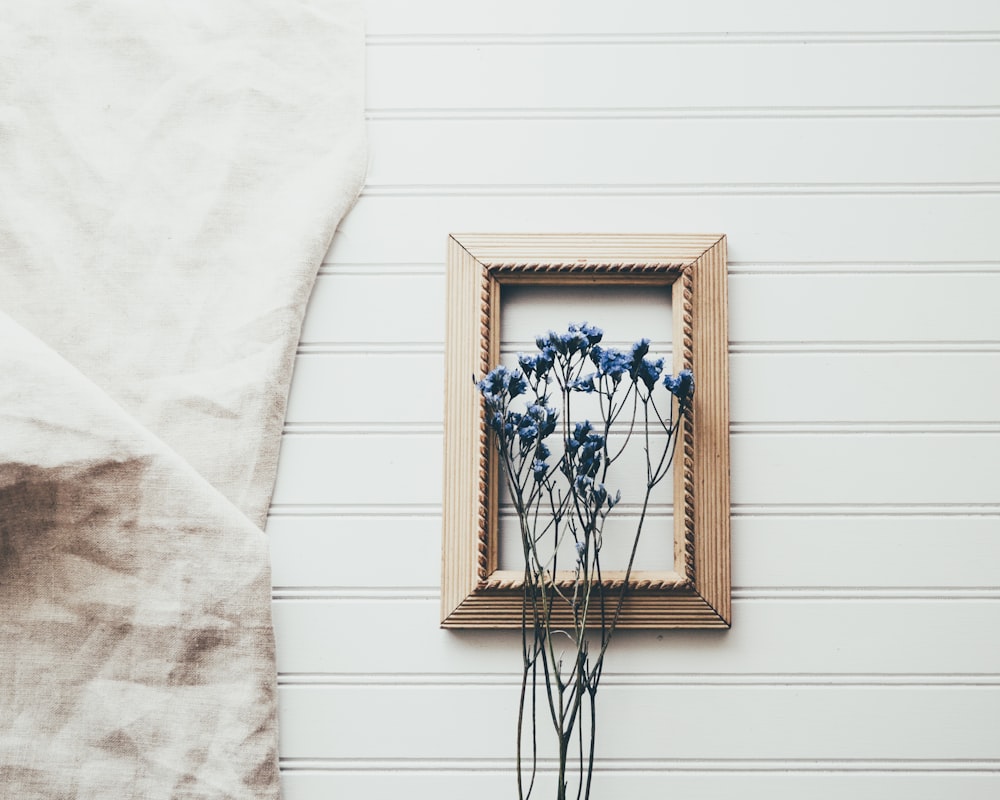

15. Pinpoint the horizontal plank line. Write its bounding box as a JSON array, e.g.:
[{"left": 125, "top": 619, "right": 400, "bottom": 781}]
[
  {"left": 270, "top": 589, "right": 1000, "bottom": 602},
  {"left": 273, "top": 585, "right": 435, "bottom": 595},
  {"left": 728, "top": 341, "right": 1000, "bottom": 353},
  {"left": 360, "top": 182, "right": 1000, "bottom": 197},
  {"left": 276, "top": 673, "right": 1000, "bottom": 687},
  {"left": 282, "top": 422, "right": 441, "bottom": 434},
  {"left": 728, "top": 423, "right": 1000, "bottom": 434},
  {"left": 295, "top": 342, "right": 1000, "bottom": 355},
  {"left": 316, "top": 261, "right": 1000, "bottom": 275},
  {"left": 733, "top": 503, "right": 1000, "bottom": 517},
  {"left": 315, "top": 262, "right": 443, "bottom": 275},
  {"left": 727, "top": 262, "right": 1000, "bottom": 274},
  {"left": 279, "top": 757, "right": 1000, "bottom": 774},
  {"left": 736, "top": 588, "right": 1000, "bottom": 600},
  {"left": 280, "top": 422, "right": 1000, "bottom": 436},
  {"left": 296, "top": 342, "right": 441, "bottom": 355},
  {"left": 278, "top": 427, "right": 442, "bottom": 438},
  {"left": 267, "top": 503, "right": 999, "bottom": 519},
  {"left": 366, "top": 32, "right": 1000, "bottom": 46},
  {"left": 367, "top": 106, "right": 1000, "bottom": 121},
  {"left": 267, "top": 503, "right": 440, "bottom": 518}
]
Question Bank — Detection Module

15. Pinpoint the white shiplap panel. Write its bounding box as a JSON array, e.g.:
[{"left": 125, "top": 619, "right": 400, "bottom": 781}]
[
  {"left": 272, "top": 433, "right": 441, "bottom": 507},
  {"left": 729, "top": 352, "right": 1000, "bottom": 425},
  {"left": 287, "top": 353, "right": 444, "bottom": 424},
  {"left": 277, "top": 683, "right": 1000, "bottom": 760},
  {"left": 271, "top": 432, "right": 998, "bottom": 507},
  {"left": 300, "top": 271, "right": 1000, "bottom": 348},
  {"left": 277, "top": 4, "right": 1000, "bottom": 795},
  {"left": 283, "top": 772, "right": 1000, "bottom": 800},
  {"left": 364, "top": 0, "right": 1000, "bottom": 35},
  {"left": 729, "top": 273, "right": 1000, "bottom": 344},
  {"left": 266, "top": 515, "right": 1000, "bottom": 591},
  {"left": 367, "top": 43, "right": 1000, "bottom": 110},
  {"left": 267, "top": 516, "right": 442, "bottom": 589},
  {"left": 301, "top": 273, "right": 445, "bottom": 345},
  {"left": 273, "top": 598, "right": 1000, "bottom": 675},
  {"left": 287, "top": 351, "right": 1000, "bottom": 424},
  {"left": 733, "top": 516, "right": 1000, "bottom": 589},
  {"left": 326, "top": 195, "right": 1000, "bottom": 264},
  {"left": 367, "top": 118, "right": 1000, "bottom": 186},
  {"left": 731, "top": 432, "right": 997, "bottom": 507}
]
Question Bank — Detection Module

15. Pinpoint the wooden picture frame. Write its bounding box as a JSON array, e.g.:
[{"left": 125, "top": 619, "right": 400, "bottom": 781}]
[{"left": 441, "top": 233, "right": 730, "bottom": 629}]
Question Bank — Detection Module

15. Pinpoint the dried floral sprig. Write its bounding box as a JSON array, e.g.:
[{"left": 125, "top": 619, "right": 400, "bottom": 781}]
[{"left": 477, "top": 322, "right": 694, "bottom": 800}]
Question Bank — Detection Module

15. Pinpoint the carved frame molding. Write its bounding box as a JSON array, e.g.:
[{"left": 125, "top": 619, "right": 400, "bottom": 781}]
[{"left": 441, "top": 233, "right": 730, "bottom": 629}]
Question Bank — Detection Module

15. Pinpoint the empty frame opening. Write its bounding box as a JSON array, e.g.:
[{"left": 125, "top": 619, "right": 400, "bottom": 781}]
[{"left": 496, "top": 283, "right": 676, "bottom": 573}]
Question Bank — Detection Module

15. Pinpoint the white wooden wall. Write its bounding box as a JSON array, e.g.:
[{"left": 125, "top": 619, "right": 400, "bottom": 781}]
[{"left": 268, "top": 2, "right": 1000, "bottom": 797}]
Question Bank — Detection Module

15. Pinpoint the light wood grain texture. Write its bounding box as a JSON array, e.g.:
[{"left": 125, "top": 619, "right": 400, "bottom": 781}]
[{"left": 440, "top": 233, "right": 730, "bottom": 627}]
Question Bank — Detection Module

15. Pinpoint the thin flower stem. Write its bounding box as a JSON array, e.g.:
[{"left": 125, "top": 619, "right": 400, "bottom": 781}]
[{"left": 482, "top": 331, "right": 689, "bottom": 800}]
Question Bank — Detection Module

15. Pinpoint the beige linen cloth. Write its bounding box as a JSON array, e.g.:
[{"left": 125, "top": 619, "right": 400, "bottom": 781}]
[{"left": 0, "top": 2, "right": 365, "bottom": 797}]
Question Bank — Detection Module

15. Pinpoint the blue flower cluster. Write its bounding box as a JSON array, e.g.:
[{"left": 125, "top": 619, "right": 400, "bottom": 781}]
[
  {"left": 537, "top": 322, "right": 604, "bottom": 357},
  {"left": 663, "top": 368, "right": 695, "bottom": 409},
  {"left": 479, "top": 326, "right": 694, "bottom": 407},
  {"left": 565, "top": 421, "right": 620, "bottom": 508},
  {"left": 476, "top": 323, "right": 695, "bottom": 500},
  {"left": 477, "top": 364, "right": 527, "bottom": 404}
]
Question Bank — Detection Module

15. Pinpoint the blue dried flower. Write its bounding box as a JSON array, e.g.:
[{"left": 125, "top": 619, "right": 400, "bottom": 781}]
[
  {"left": 570, "top": 373, "right": 597, "bottom": 393},
  {"left": 516, "top": 409, "right": 541, "bottom": 442},
  {"left": 629, "top": 339, "right": 651, "bottom": 378},
  {"left": 526, "top": 404, "right": 558, "bottom": 439},
  {"left": 532, "top": 459, "right": 548, "bottom": 481},
  {"left": 561, "top": 329, "right": 589, "bottom": 355},
  {"left": 577, "top": 322, "right": 603, "bottom": 345},
  {"left": 519, "top": 350, "right": 555, "bottom": 381},
  {"left": 576, "top": 432, "right": 604, "bottom": 478},
  {"left": 508, "top": 370, "right": 528, "bottom": 399},
  {"left": 540, "top": 409, "right": 558, "bottom": 438},
  {"left": 535, "top": 347, "right": 556, "bottom": 377},
  {"left": 502, "top": 411, "right": 523, "bottom": 440},
  {"left": 517, "top": 353, "right": 536, "bottom": 379},
  {"left": 676, "top": 369, "right": 694, "bottom": 399},
  {"left": 636, "top": 356, "right": 664, "bottom": 391},
  {"left": 477, "top": 365, "right": 510, "bottom": 402},
  {"left": 593, "top": 346, "right": 632, "bottom": 383},
  {"left": 542, "top": 330, "right": 566, "bottom": 355},
  {"left": 663, "top": 368, "right": 695, "bottom": 406}
]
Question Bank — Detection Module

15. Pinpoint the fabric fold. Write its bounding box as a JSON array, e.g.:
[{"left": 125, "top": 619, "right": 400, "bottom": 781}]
[
  {"left": 0, "top": 2, "right": 365, "bottom": 797},
  {"left": 0, "top": 311, "right": 279, "bottom": 796}
]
